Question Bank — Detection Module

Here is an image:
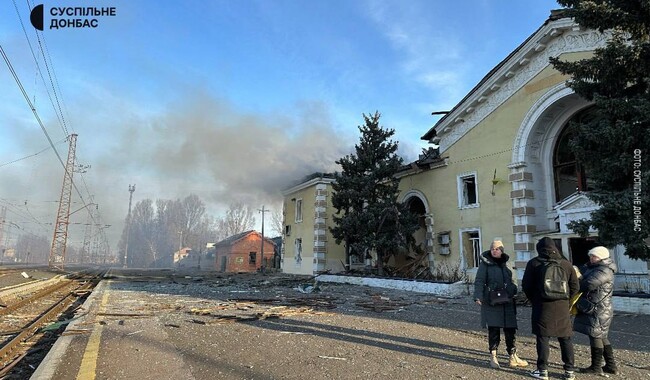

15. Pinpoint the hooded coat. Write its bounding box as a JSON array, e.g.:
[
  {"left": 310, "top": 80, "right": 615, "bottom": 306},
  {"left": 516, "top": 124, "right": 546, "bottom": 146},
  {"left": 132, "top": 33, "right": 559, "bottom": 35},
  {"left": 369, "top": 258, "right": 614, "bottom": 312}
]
[
  {"left": 573, "top": 257, "right": 617, "bottom": 338},
  {"left": 473, "top": 250, "right": 518, "bottom": 328},
  {"left": 522, "top": 237, "right": 580, "bottom": 337}
]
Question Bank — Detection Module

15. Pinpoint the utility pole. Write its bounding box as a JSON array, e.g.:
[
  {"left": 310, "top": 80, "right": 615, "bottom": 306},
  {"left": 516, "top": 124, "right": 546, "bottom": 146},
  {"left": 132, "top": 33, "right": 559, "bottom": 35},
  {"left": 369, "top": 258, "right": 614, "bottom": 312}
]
[
  {"left": 0, "top": 206, "right": 6, "bottom": 259},
  {"left": 123, "top": 184, "right": 135, "bottom": 268},
  {"left": 258, "top": 205, "right": 270, "bottom": 272},
  {"left": 81, "top": 201, "right": 95, "bottom": 264},
  {"left": 49, "top": 134, "right": 78, "bottom": 271}
]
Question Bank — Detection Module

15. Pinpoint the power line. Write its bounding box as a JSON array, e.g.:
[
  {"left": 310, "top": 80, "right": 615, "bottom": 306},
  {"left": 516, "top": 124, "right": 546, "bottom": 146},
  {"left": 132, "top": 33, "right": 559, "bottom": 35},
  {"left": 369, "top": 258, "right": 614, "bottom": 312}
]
[
  {"left": 12, "top": 0, "right": 69, "bottom": 136},
  {"left": 1, "top": 45, "right": 99, "bottom": 236},
  {"left": 0, "top": 44, "right": 67, "bottom": 169},
  {"left": 0, "top": 137, "right": 67, "bottom": 168},
  {"left": 4, "top": 4, "right": 106, "bottom": 252}
]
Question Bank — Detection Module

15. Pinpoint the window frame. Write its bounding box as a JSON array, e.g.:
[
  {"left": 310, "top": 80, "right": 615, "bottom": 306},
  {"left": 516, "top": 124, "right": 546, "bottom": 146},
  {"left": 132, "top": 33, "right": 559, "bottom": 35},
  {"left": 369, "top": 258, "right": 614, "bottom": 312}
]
[
  {"left": 295, "top": 198, "right": 303, "bottom": 223},
  {"left": 457, "top": 172, "right": 479, "bottom": 209},
  {"left": 459, "top": 228, "right": 482, "bottom": 269},
  {"left": 294, "top": 238, "right": 302, "bottom": 264}
]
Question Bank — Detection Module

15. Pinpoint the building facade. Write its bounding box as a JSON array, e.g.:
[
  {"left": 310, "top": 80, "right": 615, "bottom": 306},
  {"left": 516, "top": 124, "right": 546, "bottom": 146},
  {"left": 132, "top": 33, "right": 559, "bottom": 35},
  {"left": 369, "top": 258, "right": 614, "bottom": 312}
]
[
  {"left": 213, "top": 231, "right": 276, "bottom": 273},
  {"left": 281, "top": 173, "right": 345, "bottom": 275},
  {"left": 398, "top": 11, "right": 648, "bottom": 284},
  {"left": 280, "top": 11, "right": 648, "bottom": 288}
]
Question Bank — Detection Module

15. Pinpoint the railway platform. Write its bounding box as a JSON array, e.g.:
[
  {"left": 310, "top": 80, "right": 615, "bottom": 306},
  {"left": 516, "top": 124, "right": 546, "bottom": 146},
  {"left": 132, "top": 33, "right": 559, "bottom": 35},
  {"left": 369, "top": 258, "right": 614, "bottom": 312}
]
[{"left": 29, "top": 269, "right": 650, "bottom": 380}]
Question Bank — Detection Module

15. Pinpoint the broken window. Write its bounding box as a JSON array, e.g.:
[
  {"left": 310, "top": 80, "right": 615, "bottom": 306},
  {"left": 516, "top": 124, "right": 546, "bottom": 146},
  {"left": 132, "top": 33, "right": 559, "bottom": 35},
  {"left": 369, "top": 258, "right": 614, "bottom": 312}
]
[
  {"left": 461, "top": 230, "right": 481, "bottom": 268},
  {"left": 249, "top": 252, "right": 256, "bottom": 264},
  {"left": 553, "top": 111, "right": 595, "bottom": 202},
  {"left": 295, "top": 238, "right": 302, "bottom": 264},
  {"left": 295, "top": 199, "right": 303, "bottom": 222},
  {"left": 457, "top": 173, "right": 478, "bottom": 208}
]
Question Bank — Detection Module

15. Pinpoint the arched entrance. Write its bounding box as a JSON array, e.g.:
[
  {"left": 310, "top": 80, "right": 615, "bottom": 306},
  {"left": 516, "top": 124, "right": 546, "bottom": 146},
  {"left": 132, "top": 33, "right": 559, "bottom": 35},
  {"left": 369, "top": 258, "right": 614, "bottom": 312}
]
[
  {"left": 392, "top": 190, "right": 434, "bottom": 277},
  {"left": 510, "top": 83, "right": 647, "bottom": 282},
  {"left": 510, "top": 83, "right": 592, "bottom": 269}
]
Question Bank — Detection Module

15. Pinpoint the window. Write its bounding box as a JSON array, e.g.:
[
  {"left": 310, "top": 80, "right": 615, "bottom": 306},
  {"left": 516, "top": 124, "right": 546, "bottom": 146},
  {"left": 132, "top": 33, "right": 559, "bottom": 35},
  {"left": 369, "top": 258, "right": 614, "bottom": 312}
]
[
  {"left": 295, "top": 199, "right": 303, "bottom": 222},
  {"left": 457, "top": 173, "right": 479, "bottom": 208},
  {"left": 460, "top": 229, "right": 481, "bottom": 268},
  {"left": 285, "top": 225, "right": 291, "bottom": 236},
  {"left": 249, "top": 252, "right": 256, "bottom": 264},
  {"left": 470, "top": 232, "right": 481, "bottom": 267},
  {"left": 294, "top": 238, "right": 302, "bottom": 263},
  {"left": 553, "top": 109, "right": 595, "bottom": 202}
]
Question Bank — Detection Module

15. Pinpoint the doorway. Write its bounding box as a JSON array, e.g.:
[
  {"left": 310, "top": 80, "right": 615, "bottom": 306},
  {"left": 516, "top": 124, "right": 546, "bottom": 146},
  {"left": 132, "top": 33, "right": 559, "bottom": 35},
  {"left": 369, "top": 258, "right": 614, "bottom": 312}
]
[
  {"left": 569, "top": 237, "right": 599, "bottom": 267},
  {"left": 220, "top": 256, "right": 227, "bottom": 272}
]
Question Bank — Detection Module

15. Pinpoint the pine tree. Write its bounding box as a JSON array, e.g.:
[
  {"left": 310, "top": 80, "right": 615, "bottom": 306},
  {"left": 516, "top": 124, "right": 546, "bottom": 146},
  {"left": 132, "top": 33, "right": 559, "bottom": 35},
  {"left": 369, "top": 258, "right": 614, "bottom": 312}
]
[
  {"left": 550, "top": 0, "right": 649, "bottom": 259},
  {"left": 330, "top": 112, "right": 419, "bottom": 274}
]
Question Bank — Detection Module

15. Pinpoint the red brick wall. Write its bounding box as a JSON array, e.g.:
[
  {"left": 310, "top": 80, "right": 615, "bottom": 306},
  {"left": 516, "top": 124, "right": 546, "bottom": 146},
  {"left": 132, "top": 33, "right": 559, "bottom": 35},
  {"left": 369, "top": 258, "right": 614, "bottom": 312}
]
[{"left": 214, "top": 234, "right": 275, "bottom": 273}]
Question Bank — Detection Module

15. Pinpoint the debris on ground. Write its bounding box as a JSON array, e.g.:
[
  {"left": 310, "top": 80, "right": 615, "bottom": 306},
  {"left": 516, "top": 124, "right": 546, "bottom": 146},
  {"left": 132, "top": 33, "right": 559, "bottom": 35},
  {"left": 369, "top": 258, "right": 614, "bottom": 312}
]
[{"left": 294, "top": 281, "right": 322, "bottom": 293}]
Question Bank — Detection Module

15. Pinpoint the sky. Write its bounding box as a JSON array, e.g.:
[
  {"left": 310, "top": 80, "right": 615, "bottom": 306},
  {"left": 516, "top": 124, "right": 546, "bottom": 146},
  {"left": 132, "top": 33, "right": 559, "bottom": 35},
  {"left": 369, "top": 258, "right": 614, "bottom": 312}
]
[{"left": 0, "top": 0, "right": 560, "bottom": 256}]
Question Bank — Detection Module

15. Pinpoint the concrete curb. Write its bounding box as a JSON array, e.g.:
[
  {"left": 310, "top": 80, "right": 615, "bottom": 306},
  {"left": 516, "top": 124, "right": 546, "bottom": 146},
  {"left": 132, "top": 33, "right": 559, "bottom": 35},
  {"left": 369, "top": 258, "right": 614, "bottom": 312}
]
[{"left": 316, "top": 274, "right": 470, "bottom": 297}]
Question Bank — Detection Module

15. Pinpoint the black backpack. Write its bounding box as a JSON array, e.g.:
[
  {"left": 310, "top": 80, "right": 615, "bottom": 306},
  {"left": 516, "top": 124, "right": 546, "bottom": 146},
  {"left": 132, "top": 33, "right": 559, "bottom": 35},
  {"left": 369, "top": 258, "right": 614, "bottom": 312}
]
[{"left": 539, "top": 259, "right": 569, "bottom": 300}]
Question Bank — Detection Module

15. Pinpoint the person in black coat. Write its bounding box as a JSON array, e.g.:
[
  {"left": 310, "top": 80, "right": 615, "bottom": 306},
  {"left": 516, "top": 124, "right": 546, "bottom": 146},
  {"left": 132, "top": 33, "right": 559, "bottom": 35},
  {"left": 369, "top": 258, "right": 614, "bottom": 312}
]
[
  {"left": 573, "top": 246, "right": 618, "bottom": 375},
  {"left": 522, "top": 237, "right": 580, "bottom": 380},
  {"left": 473, "top": 240, "right": 528, "bottom": 369}
]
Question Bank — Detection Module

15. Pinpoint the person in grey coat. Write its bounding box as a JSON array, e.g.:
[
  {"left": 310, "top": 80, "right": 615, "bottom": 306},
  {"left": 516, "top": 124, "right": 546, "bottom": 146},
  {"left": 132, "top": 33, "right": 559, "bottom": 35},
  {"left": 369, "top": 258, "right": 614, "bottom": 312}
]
[
  {"left": 522, "top": 237, "right": 580, "bottom": 380},
  {"left": 473, "top": 240, "right": 528, "bottom": 369},
  {"left": 574, "top": 246, "right": 618, "bottom": 375}
]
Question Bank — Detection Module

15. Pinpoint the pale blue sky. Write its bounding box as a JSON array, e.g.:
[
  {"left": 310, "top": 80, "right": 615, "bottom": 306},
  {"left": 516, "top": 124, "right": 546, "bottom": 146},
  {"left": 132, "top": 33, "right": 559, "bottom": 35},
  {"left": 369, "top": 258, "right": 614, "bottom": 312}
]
[{"left": 0, "top": 0, "right": 560, "bottom": 250}]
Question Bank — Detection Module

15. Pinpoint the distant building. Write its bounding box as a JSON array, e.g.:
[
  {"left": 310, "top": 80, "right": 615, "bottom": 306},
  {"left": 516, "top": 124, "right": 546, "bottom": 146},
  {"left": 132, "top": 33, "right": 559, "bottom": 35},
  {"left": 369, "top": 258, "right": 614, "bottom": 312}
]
[
  {"left": 213, "top": 230, "right": 276, "bottom": 272},
  {"left": 3, "top": 248, "right": 16, "bottom": 260},
  {"left": 281, "top": 173, "right": 345, "bottom": 275},
  {"left": 173, "top": 247, "right": 193, "bottom": 267}
]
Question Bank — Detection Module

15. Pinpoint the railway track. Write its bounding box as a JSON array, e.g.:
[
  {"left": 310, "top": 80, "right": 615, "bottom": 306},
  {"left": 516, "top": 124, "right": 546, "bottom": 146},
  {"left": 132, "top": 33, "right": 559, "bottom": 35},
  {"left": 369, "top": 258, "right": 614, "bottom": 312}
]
[{"left": 0, "top": 269, "right": 105, "bottom": 379}]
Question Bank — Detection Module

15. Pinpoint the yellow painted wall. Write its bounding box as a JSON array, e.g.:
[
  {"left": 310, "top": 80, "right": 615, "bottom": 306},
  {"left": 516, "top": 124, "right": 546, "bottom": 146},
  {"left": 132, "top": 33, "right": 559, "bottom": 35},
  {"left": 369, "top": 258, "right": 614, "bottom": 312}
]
[
  {"left": 322, "top": 186, "right": 347, "bottom": 272},
  {"left": 283, "top": 185, "right": 315, "bottom": 275},
  {"left": 282, "top": 179, "right": 345, "bottom": 275},
  {"left": 398, "top": 60, "right": 574, "bottom": 276}
]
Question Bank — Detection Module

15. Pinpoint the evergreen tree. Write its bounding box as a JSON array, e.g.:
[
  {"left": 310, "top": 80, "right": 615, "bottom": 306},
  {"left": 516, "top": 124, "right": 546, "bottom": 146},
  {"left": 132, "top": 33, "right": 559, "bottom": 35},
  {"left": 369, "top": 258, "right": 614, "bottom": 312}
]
[
  {"left": 330, "top": 112, "right": 419, "bottom": 274},
  {"left": 550, "top": 0, "right": 649, "bottom": 259}
]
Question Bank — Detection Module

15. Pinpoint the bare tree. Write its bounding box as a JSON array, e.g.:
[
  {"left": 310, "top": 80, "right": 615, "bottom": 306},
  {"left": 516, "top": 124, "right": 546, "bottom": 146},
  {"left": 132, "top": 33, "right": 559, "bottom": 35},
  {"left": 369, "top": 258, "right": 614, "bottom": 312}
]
[
  {"left": 270, "top": 208, "right": 284, "bottom": 237},
  {"left": 15, "top": 233, "right": 49, "bottom": 264},
  {"left": 216, "top": 202, "right": 256, "bottom": 240},
  {"left": 118, "top": 194, "right": 216, "bottom": 268},
  {"left": 179, "top": 194, "right": 207, "bottom": 250}
]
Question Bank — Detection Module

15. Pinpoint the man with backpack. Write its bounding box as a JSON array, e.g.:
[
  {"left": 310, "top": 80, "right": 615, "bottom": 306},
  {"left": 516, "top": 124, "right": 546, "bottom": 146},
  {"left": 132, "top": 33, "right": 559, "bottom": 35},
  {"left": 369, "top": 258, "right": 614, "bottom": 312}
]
[{"left": 522, "top": 237, "right": 580, "bottom": 380}]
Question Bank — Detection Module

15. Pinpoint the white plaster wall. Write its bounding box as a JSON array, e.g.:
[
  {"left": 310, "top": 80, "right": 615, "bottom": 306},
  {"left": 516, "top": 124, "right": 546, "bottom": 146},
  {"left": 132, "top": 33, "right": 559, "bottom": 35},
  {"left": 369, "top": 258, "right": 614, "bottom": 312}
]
[{"left": 317, "top": 275, "right": 470, "bottom": 297}]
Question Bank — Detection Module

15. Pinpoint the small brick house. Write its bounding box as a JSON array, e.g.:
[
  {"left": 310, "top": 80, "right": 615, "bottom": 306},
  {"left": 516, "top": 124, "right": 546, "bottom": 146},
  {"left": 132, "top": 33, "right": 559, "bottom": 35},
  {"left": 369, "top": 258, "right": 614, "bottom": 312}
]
[{"left": 214, "top": 230, "right": 276, "bottom": 272}]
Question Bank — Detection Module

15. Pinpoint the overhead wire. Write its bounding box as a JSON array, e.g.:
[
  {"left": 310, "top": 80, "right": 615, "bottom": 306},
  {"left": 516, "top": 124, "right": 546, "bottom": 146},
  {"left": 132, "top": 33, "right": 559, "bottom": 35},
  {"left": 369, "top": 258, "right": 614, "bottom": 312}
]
[
  {"left": 0, "top": 199, "right": 51, "bottom": 234},
  {"left": 5, "top": 2, "right": 108, "bottom": 250},
  {"left": 12, "top": 0, "right": 68, "bottom": 136},
  {"left": 0, "top": 47, "right": 102, "bottom": 252},
  {"left": 0, "top": 137, "right": 67, "bottom": 168},
  {"left": 0, "top": 44, "right": 67, "bottom": 169}
]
